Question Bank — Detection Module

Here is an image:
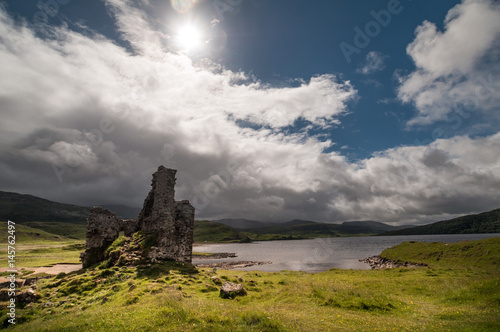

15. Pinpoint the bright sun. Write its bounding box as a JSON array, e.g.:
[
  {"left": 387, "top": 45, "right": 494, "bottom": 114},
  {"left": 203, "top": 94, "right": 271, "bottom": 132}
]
[{"left": 177, "top": 24, "right": 202, "bottom": 50}]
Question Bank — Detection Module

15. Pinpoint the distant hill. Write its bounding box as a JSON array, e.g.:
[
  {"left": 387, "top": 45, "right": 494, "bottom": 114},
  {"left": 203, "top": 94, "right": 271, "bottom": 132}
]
[
  {"left": 10, "top": 192, "right": 496, "bottom": 243},
  {"left": 0, "top": 191, "right": 90, "bottom": 223},
  {"left": 194, "top": 220, "right": 251, "bottom": 243},
  {"left": 338, "top": 221, "right": 410, "bottom": 234},
  {"left": 281, "top": 219, "right": 318, "bottom": 227},
  {"left": 0, "top": 191, "right": 142, "bottom": 239},
  {"left": 0, "top": 222, "right": 71, "bottom": 243},
  {"left": 245, "top": 219, "right": 405, "bottom": 238},
  {"left": 0, "top": 191, "right": 144, "bottom": 223},
  {"left": 22, "top": 221, "right": 87, "bottom": 240},
  {"left": 214, "top": 218, "right": 407, "bottom": 236},
  {"left": 382, "top": 208, "right": 500, "bottom": 235},
  {"left": 195, "top": 219, "right": 408, "bottom": 243},
  {"left": 213, "top": 218, "right": 273, "bottom": 229}
]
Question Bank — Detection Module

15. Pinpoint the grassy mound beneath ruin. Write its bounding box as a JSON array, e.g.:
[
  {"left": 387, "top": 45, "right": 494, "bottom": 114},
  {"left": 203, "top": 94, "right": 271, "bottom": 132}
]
[{"left": 1, "top": 237, "right": 499, "bottom": 331}]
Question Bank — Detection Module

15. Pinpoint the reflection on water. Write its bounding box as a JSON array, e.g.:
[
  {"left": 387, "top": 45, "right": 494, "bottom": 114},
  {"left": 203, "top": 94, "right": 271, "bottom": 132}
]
[{"left": 194, "top": 233, "right": 500, "bottom": 272}]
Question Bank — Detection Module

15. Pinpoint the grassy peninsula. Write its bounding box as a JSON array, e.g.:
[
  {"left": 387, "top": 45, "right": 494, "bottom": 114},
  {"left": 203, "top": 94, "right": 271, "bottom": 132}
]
[{"left": 1, "top": 237, "right": 499, "bottom": 331}]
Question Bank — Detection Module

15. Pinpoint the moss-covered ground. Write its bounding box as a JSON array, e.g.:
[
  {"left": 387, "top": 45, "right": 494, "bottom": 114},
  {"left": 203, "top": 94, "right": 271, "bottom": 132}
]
[{"left": 1, "top": 237, "right": 499, "bottom": 331}]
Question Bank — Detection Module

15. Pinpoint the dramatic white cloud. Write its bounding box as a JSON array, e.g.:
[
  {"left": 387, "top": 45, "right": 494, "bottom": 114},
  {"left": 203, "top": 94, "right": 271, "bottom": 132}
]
[
  {"left": 1, "top": 1, "right": 500, "bottom": 225},
  {"left": 188, "top": 132, "right": 500, "bottom": 224},
  {"left": 398, "top": 0, "right": 500, "bottom": 126},
  {"left": 0, "top": 3, "right": 354, "bottom": 206},
  {"left": 357, "top": 51, "right": 386, "bottom": 75}
]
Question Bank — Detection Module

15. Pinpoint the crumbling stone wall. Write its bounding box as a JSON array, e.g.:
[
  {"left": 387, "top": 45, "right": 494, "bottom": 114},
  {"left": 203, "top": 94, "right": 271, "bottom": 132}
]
[
  {"left": 173, "top": 200, "right": 195, "bottom": 261},
  {"left": 138, "top": 167, "right": 177, "bottom": 233},
  {"left": 80, "top": 207, "right": 120, "bottom": 268},
  {"left": 139, "top": 166, "right": 195, "bottom": 263},
  {"left": 80, "top": 166, "right": 195, "bottom": 268}
]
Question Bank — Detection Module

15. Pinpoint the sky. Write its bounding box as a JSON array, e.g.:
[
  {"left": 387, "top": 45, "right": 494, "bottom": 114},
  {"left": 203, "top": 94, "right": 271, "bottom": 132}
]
[{"left": 0, "top": 0, "right": 499, "bottom": 225}]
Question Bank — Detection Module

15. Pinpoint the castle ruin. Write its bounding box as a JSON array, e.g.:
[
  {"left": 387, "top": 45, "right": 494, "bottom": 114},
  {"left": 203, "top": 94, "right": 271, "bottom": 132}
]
[{"left": 80, "top": 166, "right": 195, "bottom": 268}]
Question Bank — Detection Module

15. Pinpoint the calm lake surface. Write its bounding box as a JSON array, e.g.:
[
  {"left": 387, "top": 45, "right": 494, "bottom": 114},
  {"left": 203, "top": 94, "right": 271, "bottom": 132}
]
[{"left": 194, "top": 233, "right": 500, "bottom": 272}]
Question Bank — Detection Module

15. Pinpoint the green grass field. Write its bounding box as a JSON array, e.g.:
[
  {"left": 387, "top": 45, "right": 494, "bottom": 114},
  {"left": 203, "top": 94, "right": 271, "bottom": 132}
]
[
  {"left": 20, "top": 222, "right": 86, "bottom": 240},
  {"left": 380, "top": 237, "right": 500, "bottom": 270},
  {"left": 0, "top": 222, "right": 84, "bottom": 267},
  {"left": 1, "top": 237, "right": 498, "bottom": 331}
]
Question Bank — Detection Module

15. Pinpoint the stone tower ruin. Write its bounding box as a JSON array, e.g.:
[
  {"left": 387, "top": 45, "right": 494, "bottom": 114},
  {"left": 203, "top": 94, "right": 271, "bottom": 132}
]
[{"left": 80, "top": 166, "right": 195, "bottom": 268}]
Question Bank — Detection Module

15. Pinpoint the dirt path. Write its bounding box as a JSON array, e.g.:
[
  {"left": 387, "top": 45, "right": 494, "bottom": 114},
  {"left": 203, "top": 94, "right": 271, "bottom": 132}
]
[{"left": 0, "top": 264, "right": 82, "bottom": 283}]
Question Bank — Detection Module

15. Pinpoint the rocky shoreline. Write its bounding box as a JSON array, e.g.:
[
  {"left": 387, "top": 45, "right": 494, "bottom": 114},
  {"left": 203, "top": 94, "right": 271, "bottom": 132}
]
[
  {"left": 192, "top": 252, "right": 272, "bottom": 269},
  {"left": 360, "top": 256, "right": 427, "bottom": 269},
  {"left": 194, "top": 261, "right": 272, "bottom": 270},
  {"left": 192, "top": 252, "right": 237, "bottom": 259}
]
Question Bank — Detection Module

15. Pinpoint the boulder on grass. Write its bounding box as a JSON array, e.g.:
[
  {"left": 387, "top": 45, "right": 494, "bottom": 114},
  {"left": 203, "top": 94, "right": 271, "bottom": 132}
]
[
  {"left": 219, "top": 282, "right": 246, "bottom": 299},
  {"left": 16, "top": 289, "right": 38, "bottom": 306}
]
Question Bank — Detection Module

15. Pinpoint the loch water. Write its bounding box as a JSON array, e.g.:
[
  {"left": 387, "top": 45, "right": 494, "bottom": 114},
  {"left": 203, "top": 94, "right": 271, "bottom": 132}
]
[{"left": 194, "top": 233, "right": 500, "bottom": 272}]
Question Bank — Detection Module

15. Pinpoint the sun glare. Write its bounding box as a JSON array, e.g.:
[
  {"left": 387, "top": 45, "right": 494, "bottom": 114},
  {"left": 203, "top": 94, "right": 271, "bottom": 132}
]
[{"left": 177, "top": 24, "right": 202, "bottom": 51}]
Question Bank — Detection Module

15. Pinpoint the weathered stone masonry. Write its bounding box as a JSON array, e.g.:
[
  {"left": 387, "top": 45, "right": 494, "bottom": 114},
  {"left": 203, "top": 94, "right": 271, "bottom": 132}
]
[{"left": 80, "top": 166, "right": 195, "bottom": 268}]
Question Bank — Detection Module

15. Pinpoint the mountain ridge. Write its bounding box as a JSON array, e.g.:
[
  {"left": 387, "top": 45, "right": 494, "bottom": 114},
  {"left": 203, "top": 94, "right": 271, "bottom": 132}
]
[
  {"left": 2, "top": 191, "right": 499, "bottom": 239},
  {"left": 0, "top": 191, "right": 90, "bottom": 223},
  {"left": 214, "top": 218, "right": 408, "bottom": 234},
  {"left": 243, "top": 219, "right": 404, "bottom": 238},
  {"left": 381, "top": 208, "right": 500, "bottom": 235}
]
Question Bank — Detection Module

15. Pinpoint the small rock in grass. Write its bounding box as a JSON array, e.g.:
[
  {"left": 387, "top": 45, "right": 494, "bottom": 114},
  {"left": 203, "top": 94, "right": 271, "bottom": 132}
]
[{"left": 219, "top": 282, "right": 246, "bottom": 299}]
